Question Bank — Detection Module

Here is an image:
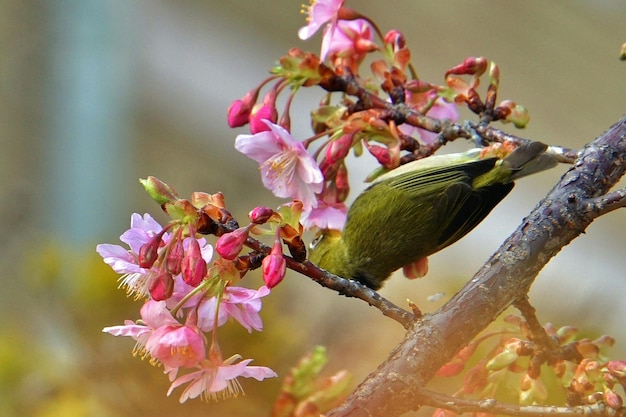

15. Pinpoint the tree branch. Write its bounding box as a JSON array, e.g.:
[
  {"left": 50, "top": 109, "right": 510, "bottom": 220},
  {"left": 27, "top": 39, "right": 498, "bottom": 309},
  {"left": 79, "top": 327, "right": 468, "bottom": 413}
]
[
  {"left": 412, "top": 386, "right": 618, "bottom": 417},
  {"left": 241, "top": 236, "right": 417, "bottom": 329},
  {"left": 583, "top": 188, "right": 626, "bottom": 218},
  {"left": 327, "top": 117, "right": 626, "bottom": 417}
]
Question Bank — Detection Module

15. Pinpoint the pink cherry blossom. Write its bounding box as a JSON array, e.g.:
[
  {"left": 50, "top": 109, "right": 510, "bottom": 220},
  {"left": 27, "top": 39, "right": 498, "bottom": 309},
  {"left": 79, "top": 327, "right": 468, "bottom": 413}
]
[
  {"left": 167, "top": 354, "right": 277, "bottom": 403},
  {"left": 235, "top": 120, "right": 323, "bottom": 210},
  {"left": 97, "top": 214, "right": 213, "bottom": 299},
  {"left": 105, "top": 300, "right": 205, "bottom": 369},
  {"left": 298, "top": 0, "right": 345, "bottom": 41},
  {"left": 96, "top": 213, "right": 167, "bottom": 298},
  {"left": 146, "top": 324, "right": 205, "bottom": 369},
  {"left": 301, "top": 199, "right": 347, "bottom": 230},
  {"left": 322, "top": 18, "right": 377, "bottom": 65},
  {"left": 197, "top": 286, "right": 270, "bottom": 333},
  {"left": 103, "top": 300, "right": 180, "bottom": 360}
]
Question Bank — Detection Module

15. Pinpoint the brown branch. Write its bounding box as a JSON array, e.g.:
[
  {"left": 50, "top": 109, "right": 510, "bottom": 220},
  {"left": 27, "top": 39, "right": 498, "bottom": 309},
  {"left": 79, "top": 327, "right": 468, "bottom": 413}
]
[
  {"left": 327, "top": 117, "right": 626, "bottom": 417},
  {"left": 583, "top": 188, "right": 626, "bottom": 218},
  {"left": 513, "top": 297, "right": 560, "bottom": 353},
  {"left": 413, "top": 387, "right": 618, "bottom": 417},
  {"left": 241, "top": 236, "right": 417, "bottom": 329},
  {"left": 318, "top": 70, "right": 580, "bottom": 162}
]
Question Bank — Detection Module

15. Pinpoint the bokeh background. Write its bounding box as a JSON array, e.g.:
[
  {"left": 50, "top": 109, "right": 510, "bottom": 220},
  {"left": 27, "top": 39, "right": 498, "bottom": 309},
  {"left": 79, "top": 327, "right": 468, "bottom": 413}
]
[{"left": 1, "top": 1, "right": 625, "bottom": 416}]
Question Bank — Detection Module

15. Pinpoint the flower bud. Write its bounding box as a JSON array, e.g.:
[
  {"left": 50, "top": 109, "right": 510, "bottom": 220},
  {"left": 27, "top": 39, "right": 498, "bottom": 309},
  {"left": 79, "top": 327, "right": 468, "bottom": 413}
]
[
  {"left": 365, "top": 143, "right": 392, "bottom": 167},
  {"left": 325, "top": 134, "right": 353, "bottom": 165},
  {"left": 384, "top": 29, "right": 405, "bottom": 50},
  {"left": 249, "top": 206, "right": 275, "bottom": 224},
  {"left": 182, "top": 238, "right": 207, "bottom": 286},
  {"left": 216, "top": 227, "right": 250, "bottom": 260},
  {"left": 166, "top": 238, "right": 184, "bottom": 275},
  {"left": 486, "top": 349, "right": 518, "bottom": 371},
  {"left": 607, "top": 360, "right": 626, "bottom": 378},
  {"left": 604, "top": 388, "right": 623, "bottom": 410},
  {"left": 497, "top": 100, "right": 530, "bottom": 128},
  {"left": 227, "top": 89, "right": 259, "bottom": 128},
  {"left": 139, "top": 232, "right": 163, "bottom": 268},
  {"left": 249, "top": 89, "right": 278, "bottom": 134},
  {"left": 149, "top": 271, "right": 174, "bottom": 301},
  {"left": 140, "top": 176, "right": 179, "bottom": 205},
  {"left": 262, "top": 240, "right": 286, "bottom": 288}
]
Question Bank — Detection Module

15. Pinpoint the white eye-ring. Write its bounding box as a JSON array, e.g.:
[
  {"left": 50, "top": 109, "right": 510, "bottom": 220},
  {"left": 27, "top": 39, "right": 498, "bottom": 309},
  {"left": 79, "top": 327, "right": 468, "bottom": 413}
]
[{"left": 310, "top": 234, "right": 325, "bottom": 249}]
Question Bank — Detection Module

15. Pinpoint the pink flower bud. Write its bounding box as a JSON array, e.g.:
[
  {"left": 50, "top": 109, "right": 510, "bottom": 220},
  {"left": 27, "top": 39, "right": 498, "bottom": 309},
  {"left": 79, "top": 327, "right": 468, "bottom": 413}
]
[
  {"left": 249, "top": 105, "right": 278, "bottom": 134},
  {"left": 249, "top": 90, "right": 278, "bottom": 134},
  {"left": 325, "top": 134, "right": 353, "bottom": 164},
  {"left": 249, "top": 206, "right": 275, "bottom": 224},
  {"left": 262, "top": 241, "right": 286, "bottom": 289},
  {"left": 445, "top": 56, "right": 488, "bottom": 78},
  {"left": 384, "top": 29, "right": 405, "bottom": 49},
  {"left": 216, "top": 227, "right": 249, "bottom": 260},
  {"left": 334, "top": 163, "right": 350, "bottom": 202},
  {"left": 607, "top": 360, "right": 626, "bottom": 378},
  {"left": 227, "top": 89, "right": 259, "bottom": 128},
  {"left": 149, "top": 271, "right": 174, "bottom": 301},
  {"left": 227, "top": 100, "right": 251, "bottom": 128},
  {"left": 166, "top": 238, "right": 184, "bottom": 275},
  {"left": 182, "top": 239, "right": 207, "bottom": 286},
  {"left": 604, "top": 388, "right": 623, "bottom": 410},
  {"left": 365, "top": 142, "right": 392, "bottom": 168},
  {"left": 139, "top": 233, "right": 163, "bottom": 268}
]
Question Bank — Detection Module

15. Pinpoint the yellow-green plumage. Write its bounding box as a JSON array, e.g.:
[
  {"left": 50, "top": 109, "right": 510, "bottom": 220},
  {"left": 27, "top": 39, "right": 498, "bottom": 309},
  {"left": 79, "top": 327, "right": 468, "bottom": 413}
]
[{"left": 309, "top": 142, "right": 556, "bottom": 290}]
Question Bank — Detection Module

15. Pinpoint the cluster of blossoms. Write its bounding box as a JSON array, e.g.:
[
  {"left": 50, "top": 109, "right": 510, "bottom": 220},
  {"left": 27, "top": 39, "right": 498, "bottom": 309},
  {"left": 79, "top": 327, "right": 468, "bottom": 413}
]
[
  {"left": 100, "top": 0, "right": 537, "bottom": 405},
  {"left": 434, "top": 314, "right": 626, "bottom": 415},
  {"left": 228, "top": 0, "right": 529, "bottom": 237},
  {"left": 98, "top": 177, "right": 309, "bottom": 401}
]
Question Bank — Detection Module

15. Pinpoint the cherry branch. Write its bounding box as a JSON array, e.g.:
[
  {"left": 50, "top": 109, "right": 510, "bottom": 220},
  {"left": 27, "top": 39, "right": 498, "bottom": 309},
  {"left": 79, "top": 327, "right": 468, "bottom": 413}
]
[
  {"left": 327, "top": 117, "right": 626, "bottom": 417},
  {"left": 583, "top": 188, "right": 626, "bottom": 218},
  {"left": 412, "top": 386, "right": 618, "bottom": 417},
  {"left": 318, "top": 67, "right": 580, "bottom": 162},
  {"left": 208, "top": 224, "right": 417, "bottom": 329}
]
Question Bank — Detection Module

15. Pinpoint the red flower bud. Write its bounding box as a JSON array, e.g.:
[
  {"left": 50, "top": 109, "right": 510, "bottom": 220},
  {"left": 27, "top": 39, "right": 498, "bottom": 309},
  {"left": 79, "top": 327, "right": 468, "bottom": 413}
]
[
  {"left": 138, "top": 232, "right": 163, "bottom": 268},
  {"left": 249, "top": 206, "right": 275, "bottom": 224},
  {"left": 262, "top": 240, "right": 286, "bottom": 289},
  {"left": 166, "top": 238, "right": 184, "bottom": 275},
  {"left": 149, "top": 271, "right": 174, "bottom": 301},
  {"left": 216, "top": 227, "right": 250, "bottom": 260},
  {"left": 249, "top": 89, "right": 278, "bottom": 134},
  {"left": 325, "top": 134, "right": 353, "bottom": 164},
  {"left": 227, "top": 89, "right": 259, "bottom": 128},
  {"left": 181, "top": 239, "right": 207, "bottom": 286}
]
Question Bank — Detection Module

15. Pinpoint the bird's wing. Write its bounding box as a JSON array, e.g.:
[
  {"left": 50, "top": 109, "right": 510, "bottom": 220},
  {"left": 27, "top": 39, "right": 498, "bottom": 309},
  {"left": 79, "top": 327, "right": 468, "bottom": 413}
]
[
  {"left": 385, "top": 158, "right": 498, "bottom": 195},
  {"left": 384, "top": 157, "right": 513, "bottom": 253},
  {"left": 434, "top": 181, "right": 514, "bottom": 250}
]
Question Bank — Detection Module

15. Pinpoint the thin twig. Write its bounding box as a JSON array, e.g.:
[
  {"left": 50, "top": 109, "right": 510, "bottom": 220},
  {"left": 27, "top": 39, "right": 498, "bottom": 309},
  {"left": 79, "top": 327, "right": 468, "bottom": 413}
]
[
  {"left": 413, "top": 386, "right": 618, "bottom": 417},
  {"left": 241, "top": 235, "right": 417, "bottom": 329}
]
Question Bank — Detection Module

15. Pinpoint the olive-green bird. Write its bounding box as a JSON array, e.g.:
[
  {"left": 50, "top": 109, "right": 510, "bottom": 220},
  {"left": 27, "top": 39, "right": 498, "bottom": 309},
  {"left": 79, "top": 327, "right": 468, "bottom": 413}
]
[{"left": 309, "top": 141, "right": 557, "bottom": 290}]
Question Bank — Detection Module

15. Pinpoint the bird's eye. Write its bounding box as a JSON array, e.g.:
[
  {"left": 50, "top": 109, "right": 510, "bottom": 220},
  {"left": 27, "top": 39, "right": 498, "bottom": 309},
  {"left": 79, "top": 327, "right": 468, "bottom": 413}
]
[{"left": 310, "top": 234, "right": 324, "bottom": 249}]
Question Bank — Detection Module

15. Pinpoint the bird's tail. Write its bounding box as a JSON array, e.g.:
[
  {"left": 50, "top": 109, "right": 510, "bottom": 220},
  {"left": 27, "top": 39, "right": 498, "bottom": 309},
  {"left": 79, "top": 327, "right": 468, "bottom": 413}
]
[{"left": 503, "top": 141, "right": 558, "bottom": 181}]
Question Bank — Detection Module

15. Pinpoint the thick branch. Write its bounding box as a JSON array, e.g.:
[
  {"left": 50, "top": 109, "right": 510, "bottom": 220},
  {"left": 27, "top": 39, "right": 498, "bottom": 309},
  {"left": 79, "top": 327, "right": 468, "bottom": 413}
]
[{"left": 328, "top": 117, "right": 626, "bottom": 417}]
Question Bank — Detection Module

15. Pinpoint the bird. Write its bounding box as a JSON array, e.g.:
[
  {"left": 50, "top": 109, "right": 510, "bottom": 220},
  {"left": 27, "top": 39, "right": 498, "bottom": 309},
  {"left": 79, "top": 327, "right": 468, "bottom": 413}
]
[{"left": 309, "top": 141, "right": 557, "bottom": 290}]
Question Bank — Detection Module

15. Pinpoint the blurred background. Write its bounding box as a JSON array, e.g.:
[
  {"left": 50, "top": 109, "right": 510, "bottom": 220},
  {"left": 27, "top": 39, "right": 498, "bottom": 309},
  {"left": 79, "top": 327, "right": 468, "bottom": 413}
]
[{"left": 1, "top": 1, "right": 625, "bottom": 416}]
